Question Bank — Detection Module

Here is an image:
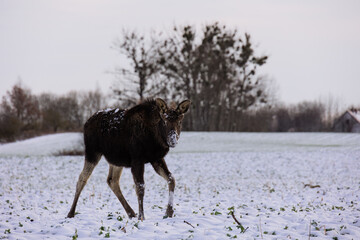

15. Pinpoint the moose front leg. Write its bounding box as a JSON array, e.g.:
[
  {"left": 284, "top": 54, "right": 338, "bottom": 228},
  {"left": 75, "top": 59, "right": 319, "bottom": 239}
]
[
  {"left": 151, "top": 159, "right": 175, "bottom": 218},
  {"left": 131, "top": 164, "right": 145, "bottom": 221}
]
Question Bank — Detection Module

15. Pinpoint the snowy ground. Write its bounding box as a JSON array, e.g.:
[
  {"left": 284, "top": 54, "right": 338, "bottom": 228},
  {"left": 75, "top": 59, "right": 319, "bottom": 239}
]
[{"left": 1, "top": 132, "right": 360, "bottom": 239}]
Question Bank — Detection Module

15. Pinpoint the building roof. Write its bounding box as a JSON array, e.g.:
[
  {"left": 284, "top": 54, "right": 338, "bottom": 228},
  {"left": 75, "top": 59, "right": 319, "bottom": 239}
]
[
  {"left": 348, "top": 109, "right": 360, "bottom": 124},
  {"left": 333, "top": 108, "right": 360, "bottom": 128}
]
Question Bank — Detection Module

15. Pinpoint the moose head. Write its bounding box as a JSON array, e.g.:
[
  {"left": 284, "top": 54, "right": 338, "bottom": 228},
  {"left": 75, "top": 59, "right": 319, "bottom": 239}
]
[{"left": 156, "top": 98, "right": 191, "bottom": 148}]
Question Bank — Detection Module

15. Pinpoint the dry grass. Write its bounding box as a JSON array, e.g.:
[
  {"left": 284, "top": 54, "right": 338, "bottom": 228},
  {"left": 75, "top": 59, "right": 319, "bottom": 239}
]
[{"left": 54, "top": 149, "right": 84, "bottom": 156}]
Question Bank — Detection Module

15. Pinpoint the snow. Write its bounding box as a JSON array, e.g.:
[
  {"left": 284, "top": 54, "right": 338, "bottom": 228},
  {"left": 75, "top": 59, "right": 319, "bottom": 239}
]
[
  {"left": 349, "top": 110, "right": 360, "bottom": 123},
  {"left": 167, "top": 130, "right": 178, "bottom": 148},
  {"left": 0, "top": 132, "right": 83, "bottom": 157},
  {"left": 1, "top": 132, "right": 360, "bottom": 239},
  {"left": 97, "top": 108, "right": 113, "bottom": 114}
]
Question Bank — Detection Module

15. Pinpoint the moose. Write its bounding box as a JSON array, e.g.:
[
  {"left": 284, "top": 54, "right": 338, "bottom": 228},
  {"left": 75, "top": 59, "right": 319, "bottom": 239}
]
[{"left": 67, "top": 98, "right": 191, "bottom": 220}]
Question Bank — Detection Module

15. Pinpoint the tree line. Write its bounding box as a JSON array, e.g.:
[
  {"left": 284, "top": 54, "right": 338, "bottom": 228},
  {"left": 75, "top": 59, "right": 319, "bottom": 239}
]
[
  {"left": 111, "top": 23, "right": 345, "bottom": 132},
  {"left": 112, "top": 23, "right": 270, "bottom": 131},
  {"left": 0, "top": 81, "right": 344, "bottom": 142},
  {"left": 235, "top": 98, "right": 343, "bottom": 132},
  {"left": 0, "top": 23, "right": 350, "bottom": 142},
  {"left": 0, "top": 83, "right": 106, "bottom": 142}
]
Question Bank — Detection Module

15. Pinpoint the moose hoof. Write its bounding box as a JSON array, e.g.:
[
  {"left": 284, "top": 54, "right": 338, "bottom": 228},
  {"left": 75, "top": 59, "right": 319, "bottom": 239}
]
[
  {"left": 166, "top": 206, "right": 174, "bottom": 218},
  {"left": 127, "top": 211, "right": 136, "bottom": 219},
  {"left": 138, "top": 213, "right": 145, "bottom": 221},
  {"left": 67, "top": 212, "right": 75, "bottom": 218}
]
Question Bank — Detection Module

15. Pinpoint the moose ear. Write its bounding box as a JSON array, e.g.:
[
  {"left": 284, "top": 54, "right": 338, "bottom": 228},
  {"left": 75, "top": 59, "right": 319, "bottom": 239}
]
[
  {"left": 177, "top": 100, "right": 191, "bottom": 114},
  {"left": 155, "top": 98, "right": 168, "bottom": 114}
]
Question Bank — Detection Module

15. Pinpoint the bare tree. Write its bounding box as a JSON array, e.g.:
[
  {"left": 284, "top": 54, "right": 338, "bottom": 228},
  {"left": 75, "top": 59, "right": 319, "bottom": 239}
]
[
  {"left": 38, "top": 93, "right": 62, "bottom": 132},
  {"left": 159, "top": 23, "right": 270, "bottom": 131},
  {"left": 1, "top": 83, "right": 40, "bottom": 132},
  {"left": 275, "top": 106, "right": 293, "bottom": 132},
  {"left": 80, "top": 88, "right": 107, "bottom": 122},
  {"left": 293, "top": 101, "right": 325, "bottom": 132},
  {"left": 158, "top": 25, "right": 200, "bottom": 130},
  {"left": 320, "top": 94, "right": 343, "bottom": 130},
  {"left": 0, "top": 103, "right": 21, "bottom": 142},
  {"left": 112, "top": 30, "right": 166, "bottom": 106},
  {"left": 38, "top": 92, "right": 83, "bottom": 132}
]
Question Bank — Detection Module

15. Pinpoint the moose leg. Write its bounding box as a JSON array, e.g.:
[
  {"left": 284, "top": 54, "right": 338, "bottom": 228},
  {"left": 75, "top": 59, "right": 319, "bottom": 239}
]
[
  {"left": 131, "top": 164, "right": 145, "bottom": 221},
  {"left": 151, "top": 159, "right": 175, "bottom": 218},
  {"left": 67, "top": 159, "right": 98, "bottom": 218},
  {"left": 107, "top": 165, "right": 136, "bottom": 218}
]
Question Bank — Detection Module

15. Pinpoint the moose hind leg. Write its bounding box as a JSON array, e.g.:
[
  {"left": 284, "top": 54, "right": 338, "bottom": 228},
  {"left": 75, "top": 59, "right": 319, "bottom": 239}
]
[
  {"left": 107, "top": 165, "right": 136, "bottom": 218},
  {"left": 67, "top": 157, "right": 99, "bottom": 218},
  {"left": 151, "top": 159, "right": 175, "bottom": 217},
  {"left": 131, "top": 164, "right": 145, "bottom": 221}
]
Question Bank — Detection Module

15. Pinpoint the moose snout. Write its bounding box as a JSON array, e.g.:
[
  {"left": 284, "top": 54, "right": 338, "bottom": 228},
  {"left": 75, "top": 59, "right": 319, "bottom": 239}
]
[{"left": 167, "top": 130, "right": 179, "bottom": 148}]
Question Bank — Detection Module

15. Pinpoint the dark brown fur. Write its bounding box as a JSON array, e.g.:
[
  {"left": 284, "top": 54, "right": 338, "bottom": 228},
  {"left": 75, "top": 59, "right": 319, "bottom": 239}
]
[{"left": 67, "top": 98, "right": 190, "bottom": 220}]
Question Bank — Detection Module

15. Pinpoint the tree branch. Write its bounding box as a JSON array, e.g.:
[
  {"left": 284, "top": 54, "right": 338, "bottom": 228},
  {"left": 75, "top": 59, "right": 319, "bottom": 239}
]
[
  {"left": 231, "top": 211, "right": 241, "bottom": 226},
  {"left": 183, "top": 220, "right": 195, "bottom": 229}
]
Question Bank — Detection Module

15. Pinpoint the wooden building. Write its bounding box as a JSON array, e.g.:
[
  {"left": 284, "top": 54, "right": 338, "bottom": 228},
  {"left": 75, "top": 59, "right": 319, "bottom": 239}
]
[{"left": 333, "top": 108, "right": 360, "bottom": 133}]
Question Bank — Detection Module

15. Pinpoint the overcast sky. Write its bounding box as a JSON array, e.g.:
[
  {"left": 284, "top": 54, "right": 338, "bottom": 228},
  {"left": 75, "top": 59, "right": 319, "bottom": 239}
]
[{"left": 1, "top": 0, "right": 359, "bottom": 106}]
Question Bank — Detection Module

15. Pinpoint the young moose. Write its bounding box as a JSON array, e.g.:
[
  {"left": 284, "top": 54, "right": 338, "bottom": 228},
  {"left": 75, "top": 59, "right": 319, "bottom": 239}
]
[{"left": 67, "top": 98, "right": 191, "bottom": 220}]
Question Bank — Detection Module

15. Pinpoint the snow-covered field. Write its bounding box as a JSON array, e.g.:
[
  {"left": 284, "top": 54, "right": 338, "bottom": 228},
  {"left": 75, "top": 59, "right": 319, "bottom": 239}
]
[{"left": 1, "top": 132, "right": 360, "bottom": 239}]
